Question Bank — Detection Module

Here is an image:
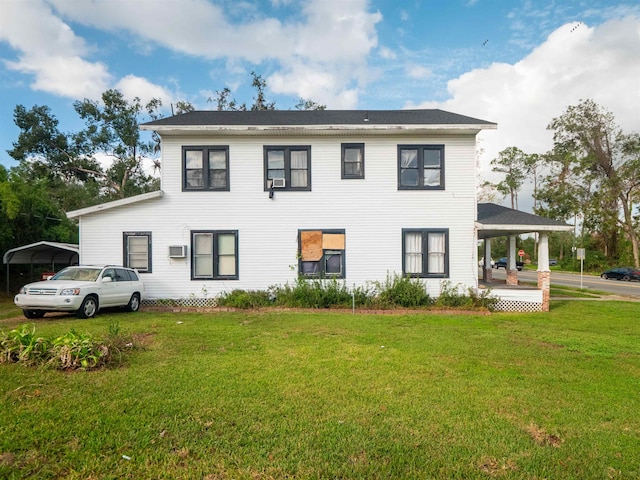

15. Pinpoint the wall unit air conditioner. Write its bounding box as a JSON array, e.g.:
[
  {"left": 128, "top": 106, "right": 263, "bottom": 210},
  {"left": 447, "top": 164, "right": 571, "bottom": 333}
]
[
  {"left": 271, "top": 178, "right": 286, "bottom": 188},
  {"left": 169, "top": 245, "right": 187, "bottom": 258}
]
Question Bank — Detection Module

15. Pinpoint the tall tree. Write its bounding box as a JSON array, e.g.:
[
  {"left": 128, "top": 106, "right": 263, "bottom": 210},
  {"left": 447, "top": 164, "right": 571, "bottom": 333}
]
[
  {"left": 206, "top": 72, "right": 325, "bottom": 112},
  {"left": 541, "top": 99, "right": 640, "bottom": 267},
  {"left": 9, "top": 89, "right": 161, "bottom": 200},
  {"left": 489, "top": 146, "right": 528, "bottom": 210}
]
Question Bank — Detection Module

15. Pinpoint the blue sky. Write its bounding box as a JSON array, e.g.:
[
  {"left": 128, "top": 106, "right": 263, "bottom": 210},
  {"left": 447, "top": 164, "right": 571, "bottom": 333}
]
[{"left": 1, "top": 0, "right": 640, "bottom": 208}]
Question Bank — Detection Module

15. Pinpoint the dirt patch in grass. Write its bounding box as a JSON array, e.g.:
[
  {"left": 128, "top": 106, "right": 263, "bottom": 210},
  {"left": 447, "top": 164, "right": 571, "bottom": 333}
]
[
  {"left": 525, "top": 423, "right": 563, "bottom": 447},
  {"left": 132, "top": 332, "right": 155, "bottom": 347},
  {"left": 0, "top": 452, "right": 16, "bottom": 466},
  {"left": 478, "top": 457, "right": 518, "bottom": 476}
]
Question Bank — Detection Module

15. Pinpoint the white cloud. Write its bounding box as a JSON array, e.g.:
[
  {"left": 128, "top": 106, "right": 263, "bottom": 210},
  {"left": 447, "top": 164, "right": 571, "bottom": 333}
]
[
  {"left": 406, "top": 64, "right": 432, "bottom": 80},
  {"left": 115, "top": 75, "right": 175, "bottom": 107},
  {"left": 378, "top": 46, "right": 397, "bottom": 60},
  {"left": 410, "top": 16, "right": 640, "bottom": 210},
  {"left": 267, "top": 63, "right": 359, "bottom": 108},
  {"left": 44, "top": 0, "right": 381, "bottom": 106},
  {"left": 0, "top": 0, "right": 111, "bottom": 98},
  {"left": 0, "top": 0, "right": 179, "bottom": 102}
]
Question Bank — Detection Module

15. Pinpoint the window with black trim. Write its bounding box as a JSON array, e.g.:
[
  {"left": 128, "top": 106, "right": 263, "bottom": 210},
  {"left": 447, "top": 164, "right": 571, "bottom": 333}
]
[
  {"left": 191, "top": 230, "right": 238, "bottom": 280},
  {"left": 398, "top": 145, "right": 444, "bottom": 189},
  {"left": 183, "top": 146, "right": 229, "bottom": 191},
  {"left": 264, "top": 146, "right": 311, "bottom": 191},
  {"left": 341, "top": 143, "right": 364, "bottom": 179},
  {"left": 123, "top": 232, "right": 151, "bottom": 273},
  {"left": 298, "top": 229, "right": 345, "bottom": 278},
  {"left": 402, "top": 228, "right": 449, "bottom": 278}
]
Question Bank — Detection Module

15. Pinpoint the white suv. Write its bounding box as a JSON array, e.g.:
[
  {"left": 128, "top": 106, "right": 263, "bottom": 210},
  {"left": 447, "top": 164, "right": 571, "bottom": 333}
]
[{"left": 14, "top": 266, "right": 144, "bottom": 319}]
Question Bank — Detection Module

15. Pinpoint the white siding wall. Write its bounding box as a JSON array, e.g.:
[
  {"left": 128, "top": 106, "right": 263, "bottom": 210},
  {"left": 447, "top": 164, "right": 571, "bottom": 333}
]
[{"left": 78, "top": 133, "right": 478, "bottom": 299}]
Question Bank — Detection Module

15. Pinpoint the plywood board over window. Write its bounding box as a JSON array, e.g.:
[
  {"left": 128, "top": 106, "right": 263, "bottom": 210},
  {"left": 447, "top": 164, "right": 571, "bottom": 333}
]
[
  {"left": 300, "top": 230, "right": 323, "bottom": 261},
  {"left": 322, "top": 233, "right": 345, "bottom": 250}
]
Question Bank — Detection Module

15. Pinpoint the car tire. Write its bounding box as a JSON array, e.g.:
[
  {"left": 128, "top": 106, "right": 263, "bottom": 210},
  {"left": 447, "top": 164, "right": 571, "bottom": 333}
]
[
  {"left": 23, "top": 309, "right": 45, "bottom": 319},
  {"left": 126, "top": 293, "right": 141, "bottom": 312},
  {"left": 76, "top": 296, "right": 98, "bottom": 319},
  {"left": 623, "top": 275, "right": 631, "bottom": 281},
  {"left": 601, "top": 273, "right": 608, "bottom": 279}
]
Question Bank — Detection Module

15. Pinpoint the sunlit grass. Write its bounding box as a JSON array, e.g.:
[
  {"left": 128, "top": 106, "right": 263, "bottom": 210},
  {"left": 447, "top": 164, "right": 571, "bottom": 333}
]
[{"left": 1, "top": 301, "right": 639, "bottom": 478}]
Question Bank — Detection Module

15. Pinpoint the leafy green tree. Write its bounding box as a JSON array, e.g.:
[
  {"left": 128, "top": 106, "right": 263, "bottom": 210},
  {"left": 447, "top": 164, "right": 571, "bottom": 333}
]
[
  {"left": 489, "top": 146, "right": 528, "bottom": 210},
  {"left": 205, "top": 72, "right": 326, "bottom": 112},
  {"left": 541, "top": 99, "right": 640, "bottom": 267},
  {"left": 0, "top": 164, "right": 78, "bottom": 291},
  {"left": 9, "top": 89, "right": 161, "bottom": 200}
]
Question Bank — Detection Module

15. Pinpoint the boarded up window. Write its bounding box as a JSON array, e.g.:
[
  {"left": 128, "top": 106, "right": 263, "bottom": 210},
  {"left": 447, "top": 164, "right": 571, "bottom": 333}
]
[{"left": 299, "top": 230, "right": 345, "bottom": 278}]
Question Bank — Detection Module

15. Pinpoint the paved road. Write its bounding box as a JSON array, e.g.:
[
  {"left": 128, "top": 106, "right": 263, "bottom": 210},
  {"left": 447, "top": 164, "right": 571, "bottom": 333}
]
[{"left": 486, "top": 268, "right": 640, "bottom": 299}]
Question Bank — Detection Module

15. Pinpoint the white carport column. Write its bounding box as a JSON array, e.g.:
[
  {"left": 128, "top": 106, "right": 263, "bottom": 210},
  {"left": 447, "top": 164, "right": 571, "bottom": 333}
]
[
  {"left": 537, "top": 232, "right": 551, "bottom": 311},
  {"left": 483, "top": 238, "right": 492, "bottom": 282},
  {"left": 506, "top": 235, "right": 518, "bottom": 285}
]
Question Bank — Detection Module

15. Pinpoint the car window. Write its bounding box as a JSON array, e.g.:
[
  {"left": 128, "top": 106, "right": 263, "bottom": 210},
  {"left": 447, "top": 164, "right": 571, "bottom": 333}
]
[
  {"left": 127, "top": 270, "right": 139, "bottom": 281},
  {"left": 115, "top": 269, "right": 129, "bottom": 282},
  {"left": 52, "top": 267, "right": 101, "bottom": 281},
  {"left": 102, "top": 268, "right": 116, "bottom": 281}
]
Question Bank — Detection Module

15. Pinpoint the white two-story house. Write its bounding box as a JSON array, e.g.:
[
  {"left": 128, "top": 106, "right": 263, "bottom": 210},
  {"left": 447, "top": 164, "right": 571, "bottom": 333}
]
[{"left": 67, "top": 109, "right": 499, "bottom": 304}]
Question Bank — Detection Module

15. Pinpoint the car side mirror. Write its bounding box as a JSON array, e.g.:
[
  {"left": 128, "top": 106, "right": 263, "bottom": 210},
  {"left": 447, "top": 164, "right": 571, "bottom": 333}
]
[{"left": 102, "top": 276, "right": 113, "bottom": 283}]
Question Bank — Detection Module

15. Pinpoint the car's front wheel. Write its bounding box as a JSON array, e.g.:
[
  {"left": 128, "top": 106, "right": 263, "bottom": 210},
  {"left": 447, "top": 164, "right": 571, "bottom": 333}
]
[
  {"left": 76, "top": 296, "right": 98, "bottom": 319},
  {"left": 126, "top": 293, "right": 140, "bottom": 312},
  {"left": 601, "top": 273, "right": 608, "bottom": 280},
  {"left": 23, "top": 309, "right": 45, "bottom": 319}
]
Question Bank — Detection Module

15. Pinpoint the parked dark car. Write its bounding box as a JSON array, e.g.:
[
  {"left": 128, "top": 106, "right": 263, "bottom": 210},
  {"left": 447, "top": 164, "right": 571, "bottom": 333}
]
[
  {"left": 494, "top": 257, "right": 524, "bottom": 271},
  {"left": 549, "top": 258, "right": 558, "bottom": 266},
  {"left": 600, "top": 267, "right": 640, "bottom": 281}
]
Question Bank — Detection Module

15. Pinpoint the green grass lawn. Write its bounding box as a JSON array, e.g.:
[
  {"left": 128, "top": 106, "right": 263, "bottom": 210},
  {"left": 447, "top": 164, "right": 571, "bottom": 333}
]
[{"left": 1, "top": 299, "right": 639, "bottom": 479}]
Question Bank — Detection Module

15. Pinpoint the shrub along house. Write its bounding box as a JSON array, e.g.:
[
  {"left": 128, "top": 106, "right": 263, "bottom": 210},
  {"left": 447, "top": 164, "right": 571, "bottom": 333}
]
[{"left": 66, "top": 109, "right": 569, "bottom": 311}]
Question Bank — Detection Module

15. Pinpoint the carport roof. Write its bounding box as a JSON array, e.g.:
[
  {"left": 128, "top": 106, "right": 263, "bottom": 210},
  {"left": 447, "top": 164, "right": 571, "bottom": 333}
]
[
  {"left": 476, "top": 203, "right": 573, "bottom": 239},
  {"left": 3, "top": 241, "right": 79, "bottom": 265}
]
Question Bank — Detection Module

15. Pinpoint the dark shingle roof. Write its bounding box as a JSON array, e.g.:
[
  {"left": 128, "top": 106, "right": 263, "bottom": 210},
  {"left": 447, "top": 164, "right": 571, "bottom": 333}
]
[
  {"left": 478, "top": 203, "right": 570, "bottom": 227},
  {"left": 143, "top": 109, "right": 495, "bottom": 127}
]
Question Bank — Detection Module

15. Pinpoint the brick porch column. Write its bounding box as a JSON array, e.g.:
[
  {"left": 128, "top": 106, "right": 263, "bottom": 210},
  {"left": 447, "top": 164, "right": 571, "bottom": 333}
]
[
  {"left": 506, "top": 268, "right": 518, "bottom": 285},
  {"left": 484, "top": 267, "right": 493, "bottom": 282},
  {"left": 538, "top": 271, "right": 551, "bottom": 311}
]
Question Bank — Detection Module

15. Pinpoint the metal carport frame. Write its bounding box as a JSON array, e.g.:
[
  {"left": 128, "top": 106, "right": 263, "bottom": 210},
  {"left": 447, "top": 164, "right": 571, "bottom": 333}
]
[{"left": 3, "top": 241, "right": 79, "bottom": 295}]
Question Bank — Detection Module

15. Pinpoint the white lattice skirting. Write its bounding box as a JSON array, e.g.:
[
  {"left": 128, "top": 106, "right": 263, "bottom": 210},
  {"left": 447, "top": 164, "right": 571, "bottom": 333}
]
[
  {"left": 490, "top": 288, "right": 543, "bottom": 312},
  {"left": 493, "top": 300, "right": 542, "bottom": 312},
  {"left": 142, "top": 298, "right": 219, "bottom": 308}
]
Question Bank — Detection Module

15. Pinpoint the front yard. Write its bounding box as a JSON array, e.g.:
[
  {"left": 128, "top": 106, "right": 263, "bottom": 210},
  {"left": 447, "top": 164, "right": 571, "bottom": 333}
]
[{"left": 1, "top": 300, "right": 639, "bottom": 479}]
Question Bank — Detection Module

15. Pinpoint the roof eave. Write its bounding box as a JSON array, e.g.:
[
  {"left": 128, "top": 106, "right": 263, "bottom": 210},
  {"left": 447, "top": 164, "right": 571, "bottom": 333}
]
[
  {"left": 67, "top": 190, "right": 163, "bottom": 219},
  {"left": 140, "top": 123, "right": 497, "bottom": 135},
  {"left": 476, "top": 222, "right": 574, "bottom": 239}
]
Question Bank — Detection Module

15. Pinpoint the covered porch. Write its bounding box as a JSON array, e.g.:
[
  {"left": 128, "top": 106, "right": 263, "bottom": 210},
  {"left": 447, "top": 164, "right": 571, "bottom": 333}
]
[{"left": 476, "top": 203, "right": 573, "bottom": 312}]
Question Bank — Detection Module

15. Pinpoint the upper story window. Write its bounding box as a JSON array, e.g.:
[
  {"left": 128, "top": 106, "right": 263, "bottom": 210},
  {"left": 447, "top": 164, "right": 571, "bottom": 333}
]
[
  {"left": 183, "top": 146, "right": 229, "bottom": 191},
  {"left": 341, "top": 143, "right": 364, "bottom": 179},
  {"left": 398, "top": 145, "right": 445, "bottom": 190},
  {"left": 402, "top": 228, "right": 449, "bottom": 278},
  {"left": 264, "top": 146, "right": 311, "bottom": 191},
  {"left": 123, "top": 232, "right": 151, "bottom": 273}
]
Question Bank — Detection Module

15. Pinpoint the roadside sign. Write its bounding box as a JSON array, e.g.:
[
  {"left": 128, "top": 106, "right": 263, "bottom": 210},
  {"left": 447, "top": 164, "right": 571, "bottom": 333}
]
[
  {"left": 518, "top": 249, "right": 525, "bottom": 257},
  {"left": 577, "top": 248, "right": 585, "bottom": 289}
]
